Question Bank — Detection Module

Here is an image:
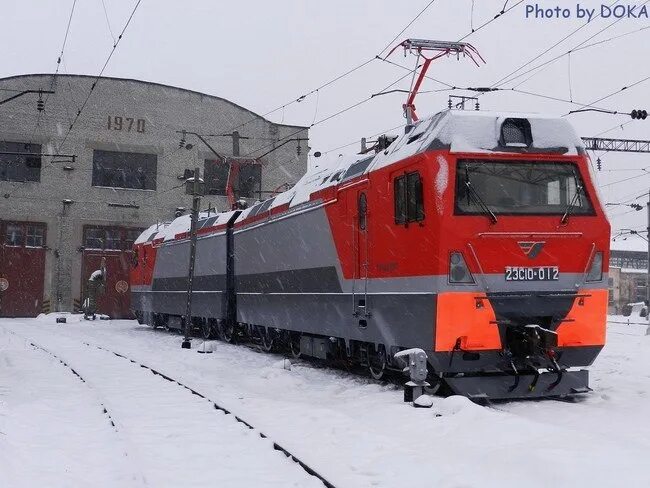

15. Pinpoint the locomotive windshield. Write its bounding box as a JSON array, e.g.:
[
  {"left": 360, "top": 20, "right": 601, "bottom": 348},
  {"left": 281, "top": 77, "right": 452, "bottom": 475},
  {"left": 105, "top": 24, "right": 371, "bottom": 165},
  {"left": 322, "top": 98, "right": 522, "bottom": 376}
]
[{"left": 455, "top": 160, "right": 594, "bottom": 216}]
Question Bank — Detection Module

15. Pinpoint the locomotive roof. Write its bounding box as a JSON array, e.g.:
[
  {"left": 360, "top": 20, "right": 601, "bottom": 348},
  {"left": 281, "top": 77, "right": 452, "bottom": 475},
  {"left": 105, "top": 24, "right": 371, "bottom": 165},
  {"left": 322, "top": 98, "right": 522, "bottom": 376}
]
[
  {"left": 264, "top": 110, "right": 584, "bottom": 211},
  {"left": 140, "top": 110, "right": 587, "bottom": 242},
  {"left": 367, "top": 109, "right": 584, "bottom": 172}
]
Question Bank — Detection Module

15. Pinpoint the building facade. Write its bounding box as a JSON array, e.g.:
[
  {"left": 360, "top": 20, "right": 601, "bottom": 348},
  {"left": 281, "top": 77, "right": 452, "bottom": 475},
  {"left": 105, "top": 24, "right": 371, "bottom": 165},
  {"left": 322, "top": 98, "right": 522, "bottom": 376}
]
[
  {"left": 0, "top": 74, "right": 308, "bottom": 317},
  {"left": 608, "top": 247, "right": 648, "bottom": 315}
]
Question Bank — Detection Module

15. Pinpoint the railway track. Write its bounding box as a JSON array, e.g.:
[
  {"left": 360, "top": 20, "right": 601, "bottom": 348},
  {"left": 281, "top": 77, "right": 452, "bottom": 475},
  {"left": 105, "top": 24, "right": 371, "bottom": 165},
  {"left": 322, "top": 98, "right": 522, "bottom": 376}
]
[
  {"left": 17, "top": 335, "right": 148, "bottom": 487},
  {"left": 8, "top": 324, "right": 336, "bottom": 487},
  {"left": 26, "top": 339, "right": 120, "bottom": 430},
  {"left": 78, "top": 339, "right": 336, "bottom": 487}
]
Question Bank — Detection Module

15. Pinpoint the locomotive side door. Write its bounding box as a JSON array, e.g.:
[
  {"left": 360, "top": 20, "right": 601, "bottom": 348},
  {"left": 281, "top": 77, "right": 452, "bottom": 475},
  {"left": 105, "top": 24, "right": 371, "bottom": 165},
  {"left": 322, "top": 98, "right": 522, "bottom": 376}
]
[{"left": 353, "top": 187, "right": 370, "bottom": 320}]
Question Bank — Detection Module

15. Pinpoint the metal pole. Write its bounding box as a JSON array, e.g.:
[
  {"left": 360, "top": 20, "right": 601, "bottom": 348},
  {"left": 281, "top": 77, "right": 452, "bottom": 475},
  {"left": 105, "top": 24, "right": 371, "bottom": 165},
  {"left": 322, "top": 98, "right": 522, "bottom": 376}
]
[
  {"left": 647, "top": 189, "right": 650, "bottom": 318},
  {"left": 182, "top": 167, "right": 201, "bottom": 349},
  {"left": 0, "top": 89, "right": 54, "bottom": 106}
]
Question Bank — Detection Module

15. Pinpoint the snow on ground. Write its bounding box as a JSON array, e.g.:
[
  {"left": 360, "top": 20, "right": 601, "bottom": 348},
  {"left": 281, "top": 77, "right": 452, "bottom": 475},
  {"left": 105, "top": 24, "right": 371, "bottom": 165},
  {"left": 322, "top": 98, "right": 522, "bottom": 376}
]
[{"left": 1, "top": 314, "right": 650, "bottom": 487}]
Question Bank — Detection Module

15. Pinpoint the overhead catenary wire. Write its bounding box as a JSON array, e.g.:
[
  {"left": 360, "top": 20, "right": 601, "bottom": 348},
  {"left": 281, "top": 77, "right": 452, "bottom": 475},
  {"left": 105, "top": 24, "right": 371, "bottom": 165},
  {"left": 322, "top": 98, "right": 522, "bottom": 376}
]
[
  {"left": 46, "top": 0, "right": 78, "bottom": 103},
  {"left": 599, "top": 167, "right": 650, "bottom": 188},
  {"left": 100, "top": 0, "right": 116, "bottom": 44},
  {"left": 5, "top": 0, "right": 145, "bottom": 202},
  {"left": 52, "top": 0, "right": 143, "bottom": 155},
  {"left": 180, "top": 0, "right": 524, "bottom": 175},
  {"left": 319, "top": 123, "right": 405, "bottom": 155},
  {"left": 489, "top": 0, "right": 622, "bottom": 88},
  {"left": 199, "top": 0, "right": 448, "bottom": 145},
  {"left": 563, "top": 73, "right": 650, "bottom": 116},
  {"left": 200, "top": 0, "right": 517, "bottom": 154},
  {"left": 204, "top": 57, "right": 377, "bottom": 143},
  {"left": 237, "top": 70, "right": 415, "bottom": 161},
  {"left": 20, "top": 0, "right": 77, "bottom": 148},
  {"left": 287, "top": 1, "right": 525, "bottom": 161},
  {"left": 374, "top": 1, "right": 524, "bottom": 95},
  {"left": 458, "top": 0, "right": 524, "bottom": 41},
  {"left": 377, "top": 0, "right": 439, "bottom": 58},
  {"left": 503, "top": 20, "right": 650, "bottom": 89}
]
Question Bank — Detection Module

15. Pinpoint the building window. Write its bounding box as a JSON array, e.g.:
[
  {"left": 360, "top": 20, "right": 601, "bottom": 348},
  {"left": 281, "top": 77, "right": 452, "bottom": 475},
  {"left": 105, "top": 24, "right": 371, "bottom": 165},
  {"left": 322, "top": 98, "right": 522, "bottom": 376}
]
[
  {"left": 394, "top": 171, "right": 424, "bottom": 224},
  {"left": 204, "top": 158, "right": 261, "bottom": 198},
  {"left": 0, "top": 141, "right": 42, "bottom": 182},
  {"left": 3, "top": 222, "right": 46, "bottom": 247},
  {"left": 204, "top": 159, "right": 230, "bottom": 195},
  {"left": 104, "top": 229, "right": 121, "bottom": 250},
  {"left": 92, "top": 150, "right": 157, "bottom": 190},
  {"left": 84, "top": 226, "right": 144, "bottom": 251},
  {"left": 25, "top": 225, "right": 45, "bottom": 247},
  {"left": 635, "top": 277, "right": 648, "bottom": 302},
  {"left": 5, "top": 224, "right": 23, "bottom": 246},
  {"left": 124, "top": 229, "right": 142, "bottom": 250}
]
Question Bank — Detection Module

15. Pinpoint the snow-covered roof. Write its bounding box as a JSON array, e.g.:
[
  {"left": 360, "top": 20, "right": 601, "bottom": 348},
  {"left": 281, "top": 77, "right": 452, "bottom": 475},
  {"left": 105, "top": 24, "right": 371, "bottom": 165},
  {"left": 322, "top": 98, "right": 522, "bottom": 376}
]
[
  {"left": 134, "top": 222, "right": 171, "bottom": 245},
  {"left": 154, "top": 110, "right": 586, "bottom": 239},
  {"left": 368, "top": 110, "right": 584, "bottom": 172}
]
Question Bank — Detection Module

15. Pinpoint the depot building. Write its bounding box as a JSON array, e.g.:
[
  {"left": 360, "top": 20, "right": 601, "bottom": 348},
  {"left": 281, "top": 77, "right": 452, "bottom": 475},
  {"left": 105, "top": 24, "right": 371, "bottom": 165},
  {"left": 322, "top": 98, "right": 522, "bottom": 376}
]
[{"left": 0, "top": 74, "right": 308, "bottom": 318}]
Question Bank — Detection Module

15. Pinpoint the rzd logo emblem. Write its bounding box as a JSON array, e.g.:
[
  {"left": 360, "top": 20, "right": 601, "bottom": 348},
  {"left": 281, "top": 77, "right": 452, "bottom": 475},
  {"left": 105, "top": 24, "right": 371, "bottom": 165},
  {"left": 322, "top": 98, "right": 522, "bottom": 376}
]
[
  {"left": 115, "top": 280, "right": 129, "bottom": 294},
  {"left": 518, "top": 241, "right": 545, "bottom": 259}
]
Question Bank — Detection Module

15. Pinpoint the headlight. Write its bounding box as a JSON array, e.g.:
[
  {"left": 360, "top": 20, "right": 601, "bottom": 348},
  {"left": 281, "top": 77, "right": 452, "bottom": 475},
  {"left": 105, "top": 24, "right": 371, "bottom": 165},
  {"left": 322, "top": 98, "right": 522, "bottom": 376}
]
[
  {"left": 449, "top": 252, "right": 475, "bottom": 284},
  {"left": 586, "top": 251, "right": 603, "bottom": 282}
]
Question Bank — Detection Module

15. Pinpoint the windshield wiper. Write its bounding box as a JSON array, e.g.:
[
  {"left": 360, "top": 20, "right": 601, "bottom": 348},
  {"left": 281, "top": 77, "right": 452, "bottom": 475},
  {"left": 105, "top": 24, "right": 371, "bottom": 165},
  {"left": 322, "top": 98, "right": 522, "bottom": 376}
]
[
  {"left": 464, "top": 169, "right": 498, "bottom": 224},
  {"left": 560, "top": 185, "right": 583, "bottom": 224}
]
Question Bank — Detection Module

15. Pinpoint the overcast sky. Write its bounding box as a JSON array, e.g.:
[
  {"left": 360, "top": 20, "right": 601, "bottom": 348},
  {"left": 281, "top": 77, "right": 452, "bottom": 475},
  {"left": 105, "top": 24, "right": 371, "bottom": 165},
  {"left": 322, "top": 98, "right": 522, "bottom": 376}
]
[{"left": 1, "top": 0, "right": 648, "bottom": 245}]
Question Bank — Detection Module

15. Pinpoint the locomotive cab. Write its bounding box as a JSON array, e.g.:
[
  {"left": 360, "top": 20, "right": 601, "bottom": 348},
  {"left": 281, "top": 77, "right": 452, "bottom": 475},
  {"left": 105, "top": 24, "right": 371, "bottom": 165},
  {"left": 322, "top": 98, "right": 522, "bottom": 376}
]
[{"left": 416, "top": 112, "right": 610, "bottom": 398}]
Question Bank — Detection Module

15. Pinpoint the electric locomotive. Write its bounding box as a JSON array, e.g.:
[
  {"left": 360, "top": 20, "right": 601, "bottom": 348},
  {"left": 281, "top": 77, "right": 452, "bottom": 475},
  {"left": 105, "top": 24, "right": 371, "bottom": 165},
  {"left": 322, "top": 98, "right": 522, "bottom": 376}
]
[{"left": 131, "top": 109, "right": 609, "bottom": 400}]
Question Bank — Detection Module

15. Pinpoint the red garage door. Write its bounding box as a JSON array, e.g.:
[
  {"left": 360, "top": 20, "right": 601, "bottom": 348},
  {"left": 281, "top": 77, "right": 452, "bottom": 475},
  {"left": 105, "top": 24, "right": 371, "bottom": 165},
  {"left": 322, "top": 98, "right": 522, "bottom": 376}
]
[
  {"left": 81, "top": 226, "right": 141, "bottom": 319},
  {"left": 0, "top": 221, "right": 47, "bottom": 317}
]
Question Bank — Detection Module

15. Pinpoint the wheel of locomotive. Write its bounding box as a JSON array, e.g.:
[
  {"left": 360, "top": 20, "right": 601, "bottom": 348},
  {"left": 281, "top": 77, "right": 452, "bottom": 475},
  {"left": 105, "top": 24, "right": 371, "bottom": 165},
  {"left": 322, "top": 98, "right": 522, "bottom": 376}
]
[
  {"left": 368, "top": 344, "right": 387, "bottom": 381},
  {"left": 218, "top": 320, "right": 235, "bottom": 343},
  {"left": 201, "top": 318, "right": 214, "bottom": 340},
  {"left": 153, "top": 313, "right": 168, "bottom": 330},
  {"left": 134, "top": 310, "right": 145, "bottom": 325},
  {"left": 289, "top": 332, "right": 302, "bottom": 359},
  {"left": 259, "top": 326, "right": 275, "bottom": 352},
  {"left": 202, "top": 318, "right": 218, "bottom": 340}
]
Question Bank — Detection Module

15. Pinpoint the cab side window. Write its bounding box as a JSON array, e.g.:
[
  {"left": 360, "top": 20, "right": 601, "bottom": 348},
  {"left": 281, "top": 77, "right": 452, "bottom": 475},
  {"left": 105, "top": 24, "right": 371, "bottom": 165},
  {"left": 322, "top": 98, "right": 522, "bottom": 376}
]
[{"left": 394, "top": 171, "right": 424, "bottom": 224}]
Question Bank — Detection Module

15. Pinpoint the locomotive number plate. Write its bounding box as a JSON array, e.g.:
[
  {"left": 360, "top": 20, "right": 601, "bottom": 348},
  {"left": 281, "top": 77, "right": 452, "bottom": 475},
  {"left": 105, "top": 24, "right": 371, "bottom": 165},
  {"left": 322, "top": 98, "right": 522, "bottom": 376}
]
[{"left": 505, "top": 266, "right": 559, "bottom": 281}]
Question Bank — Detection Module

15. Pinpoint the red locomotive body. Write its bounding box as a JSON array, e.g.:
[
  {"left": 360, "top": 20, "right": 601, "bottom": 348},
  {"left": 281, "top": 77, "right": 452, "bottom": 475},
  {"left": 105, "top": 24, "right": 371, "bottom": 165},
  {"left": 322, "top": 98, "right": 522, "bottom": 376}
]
[{"left": 131, "top": 110, "right": 609, "bottom": 400}]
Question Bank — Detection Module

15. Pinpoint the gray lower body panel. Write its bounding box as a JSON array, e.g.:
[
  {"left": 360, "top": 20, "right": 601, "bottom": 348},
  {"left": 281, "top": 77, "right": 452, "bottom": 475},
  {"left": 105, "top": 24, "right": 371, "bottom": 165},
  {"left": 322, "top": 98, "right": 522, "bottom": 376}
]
[
  {"left": 133, "top": 289, "right": 435, "bottom": 350},
  {"left": 236, "top": 292, "right": 435, "bottom": 347},
  {"left": 132, "top": 290, "right": 224, "bottom": 318}
]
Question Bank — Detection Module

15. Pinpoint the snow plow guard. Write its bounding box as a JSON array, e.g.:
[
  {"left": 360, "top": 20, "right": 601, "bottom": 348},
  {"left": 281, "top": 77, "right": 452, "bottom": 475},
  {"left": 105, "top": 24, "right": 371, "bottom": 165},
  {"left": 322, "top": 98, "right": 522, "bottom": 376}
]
[{"left": 444, "top": 369, "right": 590, "bottom": 401}]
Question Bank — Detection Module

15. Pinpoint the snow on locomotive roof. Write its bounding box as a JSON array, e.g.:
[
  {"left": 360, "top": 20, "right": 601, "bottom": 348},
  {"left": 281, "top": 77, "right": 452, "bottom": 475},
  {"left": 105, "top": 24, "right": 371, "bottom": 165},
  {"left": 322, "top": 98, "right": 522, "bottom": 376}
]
[
  {"left": 261, "top": 110, "right": 583, "bottom": 213},
  {"left": 368, "top": 109, "right": 585, "bottom": 172},
  {"left": 158, "top": 110, "right": 586, "bottom": 238},
  {"left": 134, "top": 222, "right": 170, "bottom": 245}
]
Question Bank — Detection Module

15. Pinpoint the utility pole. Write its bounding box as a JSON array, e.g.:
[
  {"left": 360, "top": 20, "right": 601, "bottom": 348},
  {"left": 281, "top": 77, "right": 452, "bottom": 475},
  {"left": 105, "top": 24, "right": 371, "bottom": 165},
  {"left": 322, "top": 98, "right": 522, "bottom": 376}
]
[
  {"left": 647, "top": 189, "right": 650, "bottom": 316},
  {"left": 181, "top": 167, "right": 204, "bottom": 349}
]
